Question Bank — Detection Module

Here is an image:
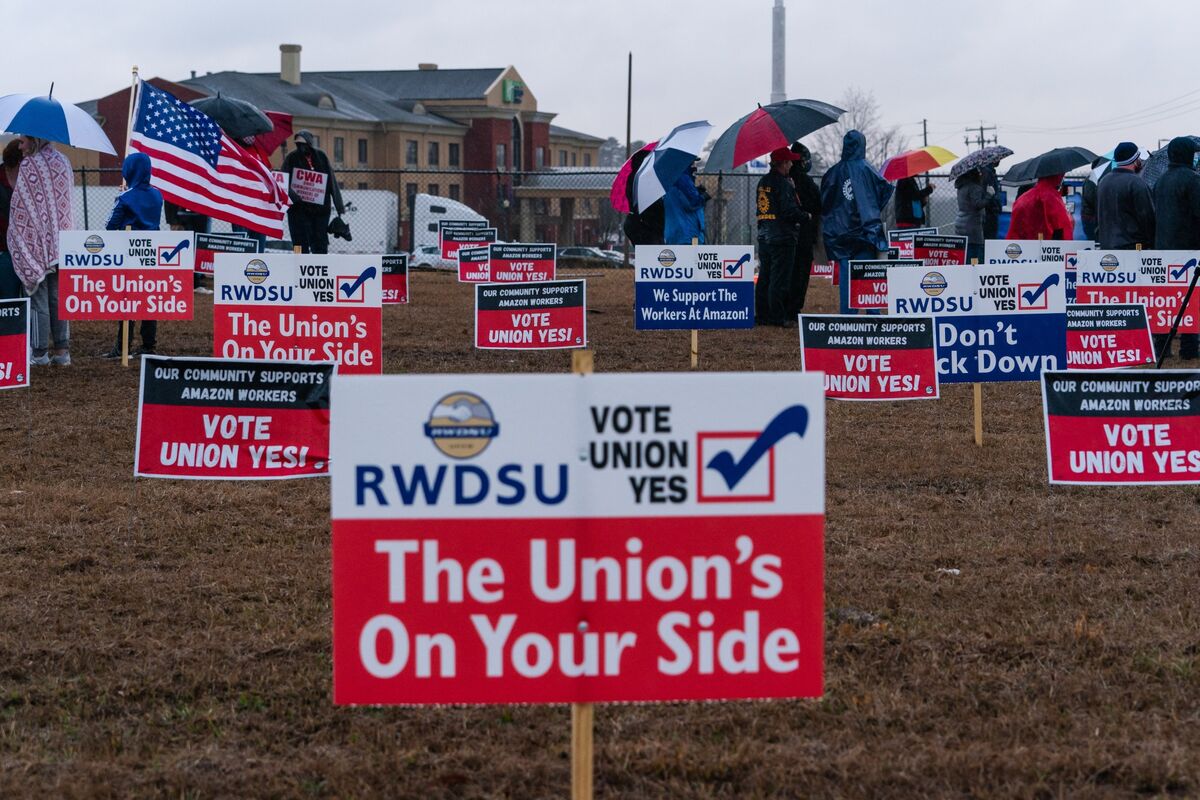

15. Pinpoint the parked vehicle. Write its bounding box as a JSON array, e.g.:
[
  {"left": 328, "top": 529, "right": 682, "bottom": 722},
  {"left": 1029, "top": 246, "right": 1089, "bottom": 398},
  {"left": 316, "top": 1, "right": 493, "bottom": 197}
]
[
  {"left": 409, "top": 244, "right": 454, "bottom": 270},
  {"left": 557, "top": 246, "right": 617, "bottom": 267}
]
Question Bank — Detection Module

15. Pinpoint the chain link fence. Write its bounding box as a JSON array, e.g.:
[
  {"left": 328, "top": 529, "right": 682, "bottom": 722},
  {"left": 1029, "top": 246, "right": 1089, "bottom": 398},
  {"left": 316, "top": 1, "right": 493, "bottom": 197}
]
[{"left": 74, "top": 167, "right": 1015, "bottom": 256}]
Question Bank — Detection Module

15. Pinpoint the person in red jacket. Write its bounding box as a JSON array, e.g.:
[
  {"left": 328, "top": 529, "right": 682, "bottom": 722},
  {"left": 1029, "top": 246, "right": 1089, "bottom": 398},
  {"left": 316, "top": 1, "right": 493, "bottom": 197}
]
[{"left": 1007, "top": 174, "right": 1074, "bottom": 240}]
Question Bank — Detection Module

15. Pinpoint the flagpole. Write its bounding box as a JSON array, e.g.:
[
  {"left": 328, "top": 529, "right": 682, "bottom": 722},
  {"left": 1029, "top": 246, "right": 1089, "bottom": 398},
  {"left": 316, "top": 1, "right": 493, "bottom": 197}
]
[{"left": 123, "top": 66, "right": 140, "bottom": 162}]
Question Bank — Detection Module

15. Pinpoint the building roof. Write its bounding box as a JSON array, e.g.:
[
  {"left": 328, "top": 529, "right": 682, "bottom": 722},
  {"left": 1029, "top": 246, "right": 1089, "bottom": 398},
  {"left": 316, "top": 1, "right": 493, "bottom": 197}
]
[
  {"left": 179, "top": 71, "right": 476, "bottom": 128},
  {"left": 549, "top": 124, "right": 605, "bottom": 143},
  {"left": 517, "top": 170, "right": 615, "bottom": 193}
]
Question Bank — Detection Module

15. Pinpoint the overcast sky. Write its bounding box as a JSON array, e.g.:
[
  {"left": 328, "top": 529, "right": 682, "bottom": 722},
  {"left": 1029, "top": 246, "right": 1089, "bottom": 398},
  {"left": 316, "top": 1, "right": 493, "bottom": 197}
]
[{"left": 16, "top": 0, "right": 1200, "bottom": 164}]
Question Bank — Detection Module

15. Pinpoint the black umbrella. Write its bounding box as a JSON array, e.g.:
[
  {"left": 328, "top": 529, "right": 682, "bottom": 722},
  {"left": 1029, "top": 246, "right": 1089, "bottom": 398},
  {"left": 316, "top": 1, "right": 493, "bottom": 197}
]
[
  {"left": 1003, "top": 146, "right": 1098, "bottom": 185},
  {"left": 189, "top": 93, "right": 273, "bottom": 140},
  {"left": 704, "top": 98, "right": 844, "bottom": 172},
  {"left": 1141, "top": 136, "right": 1200, "bottom": 189}
]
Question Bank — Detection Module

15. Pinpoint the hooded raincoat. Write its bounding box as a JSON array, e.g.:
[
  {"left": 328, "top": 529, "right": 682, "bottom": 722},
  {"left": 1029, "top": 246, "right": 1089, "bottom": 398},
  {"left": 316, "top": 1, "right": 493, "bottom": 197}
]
[
  {"left": 1152, "top": 137, "right": 1200, "bottom": 250},
  {"left": 106, "top": 153, "right": 163, "bottom": 231},
  {"left": 820, "top": 130, "right": 894, "bottom": 260},
  {"left": 1006, "top": 175, "right": 1073, "bottom": 241},
  {"left": 663, "top": 173, "right": 706, "bottom": 245}
]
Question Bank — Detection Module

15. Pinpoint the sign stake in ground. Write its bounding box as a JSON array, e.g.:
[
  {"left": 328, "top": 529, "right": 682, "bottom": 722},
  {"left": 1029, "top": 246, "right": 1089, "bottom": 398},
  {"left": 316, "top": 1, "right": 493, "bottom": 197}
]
[
  {"left": 691, "top": 235, "right": 699, "bottom": 370},
  {"left": 570, "top": 345, "right": 595, "bottom": 800},
  {"left": 971, "top": 258, "right": 982, "bottom": 446},
  {"left": 122, "top": 225, "right": 133, "bottom": 368}
]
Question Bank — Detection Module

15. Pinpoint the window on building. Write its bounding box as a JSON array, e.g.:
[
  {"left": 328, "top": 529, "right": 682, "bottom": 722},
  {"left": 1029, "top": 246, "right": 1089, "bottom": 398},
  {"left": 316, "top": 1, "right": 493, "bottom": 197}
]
[
  {"left": 571, "top": 152, "right": 577, "bottom": 167},
  {"left": 449, "top": 184, "right": 461, "bottom": 201},
  {"left": 496, "top": 143, "right": 507, "bottom": 170},
  {"left": 448, "top": 142, "right": 460, "bottom": 167},
  {"left": 405, "top": 182, "right": 418, "bottom": 212},
  {"left": 559, "top": 150, "right": 567, "bottom": 167},
  {"left": 333, "top": 136, "right": 345, "bottom": 163},
  {"left": 428, "top": 184, "right": 440, "bottom": 196},
  {"left": 358, "top": 181, "right": 368, "bottom": 190},
  {"left": 428, "top": 141, "right": 440, "bottom": 167},
  {"left": 312, "top": 135, "right": 321, "bottom": 149},
  {"left": 535, "top": 147, "right": 545, "bottom": 169},
  {"left": 358, "top": 138, "right": 368, "bottom": 164},
  {"left": 584, "top": 153, "right": 592, "bottom": 167},
  {"left": 406, "top": 140, "right": 419, "bottom": 166}
]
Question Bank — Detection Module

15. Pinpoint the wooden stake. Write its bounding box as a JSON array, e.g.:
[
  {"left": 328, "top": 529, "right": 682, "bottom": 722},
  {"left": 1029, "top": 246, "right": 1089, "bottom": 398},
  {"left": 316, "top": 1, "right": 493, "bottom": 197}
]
[
  {"left": 569, "top": 346, "right": 595, "bottom": 800},
  {"left": 122, "top": 224, "right": 133, "bottom": 367},
  {"left": 571, "top": 702, "right": 595, "bottom": 800},
  {"left": 973, "top": 382, "right": 983, "bottom": 447},
  {"left": 690, "top": 236, "right": 699, "bottom": 369}
]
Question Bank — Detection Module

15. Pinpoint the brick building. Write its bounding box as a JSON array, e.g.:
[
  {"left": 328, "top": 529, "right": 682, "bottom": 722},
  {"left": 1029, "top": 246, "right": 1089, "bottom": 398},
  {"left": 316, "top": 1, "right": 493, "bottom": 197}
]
[{"left": 76, "top": 45, "right": 606, "bottom": 246}]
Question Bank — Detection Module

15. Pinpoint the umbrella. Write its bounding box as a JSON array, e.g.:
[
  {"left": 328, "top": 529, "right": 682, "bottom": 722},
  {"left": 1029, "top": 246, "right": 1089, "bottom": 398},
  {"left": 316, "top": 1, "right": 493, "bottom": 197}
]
[
  {"left": 882, "top": 145, "right": 958, "bottom": 181},
  {"left": 633, "top": 120, "right": 711, "bottom": 212},
  {"left": 189, "top": 93, "right": 273, "bottom": 140},
  {"left": 948, "top": 144, "right": 1013, "bottom": 179},
  {"left": 609, "top": 140, "right": 656, "bottom": 213},
  {"left": 1003, "top": 146, "right": 1097, "bottom": 185},
  {"left": 704, "top": 98, "right": 844, "bottom": 172},
  {"left": 1141, "top": 136, "right": 1200, "bottom": 189},
  {"left": 0, "top": 88, "right": 116, "bottom": 155}
]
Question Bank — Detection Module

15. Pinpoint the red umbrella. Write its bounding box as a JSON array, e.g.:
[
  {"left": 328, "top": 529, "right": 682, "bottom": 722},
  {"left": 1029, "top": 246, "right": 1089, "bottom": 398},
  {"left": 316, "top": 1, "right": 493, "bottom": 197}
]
[
  {"left": 609, "top": 141, "right": 656, "bottom": 213},
  {"left": 881, "top": 146, "right": 958, "bottom": 181},
  {"left": 704, "top": 99, "right": 843, "bottom": 171}
]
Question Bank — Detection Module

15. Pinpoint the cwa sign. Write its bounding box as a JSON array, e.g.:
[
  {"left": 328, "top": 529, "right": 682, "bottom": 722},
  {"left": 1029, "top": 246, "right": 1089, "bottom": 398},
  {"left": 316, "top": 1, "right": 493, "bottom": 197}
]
[{"left": 331, "top": 373, "right": 825, "bottom": 705}]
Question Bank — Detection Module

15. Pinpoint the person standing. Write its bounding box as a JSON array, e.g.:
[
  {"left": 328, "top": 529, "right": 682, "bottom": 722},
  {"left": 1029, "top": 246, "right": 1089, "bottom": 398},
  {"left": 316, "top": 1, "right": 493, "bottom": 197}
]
[
  {"left": 787, "top": 142, "right": 822, "bottom": 315},
  {"left": 281, "top": 130, "right": 344, "bottom": 254},
  {"left": 1007, "top": 174, "right": 1073, "bottom": 241},
  {"left": 7, "top": 136, "right": 73, "bottom": 365},
  {"left": 0, "top": 140, "right": 23, "bottom": 299},
  {"left": 821, "top": 130, "right": 894, "bottom": 314},
  {"left": 623, "top": 148, "right": 665, "bottom": 246},
  {"left": 1151, "top": 136, "right": 1200, "bottom": 360},
  {"left": 954, "top": 168, "right": 992, "bottom": 263},
  {"left": 103, "top": 152, "right": 164, "bottom": 358},
  {"left": 755, "top": 148, "right": 806, "bottom": 327},
  {"left": 662, "top": 162, "right": 708, "bottom": 245},
  {"left": 894, "top": 176, "right": 934, "bottom": 229},
  {"left": 980, "top": 162, "right": 1003, "bottom": 240},
  {"left": 1097, "top": 141, "right": 1155, "bottom": 250}
]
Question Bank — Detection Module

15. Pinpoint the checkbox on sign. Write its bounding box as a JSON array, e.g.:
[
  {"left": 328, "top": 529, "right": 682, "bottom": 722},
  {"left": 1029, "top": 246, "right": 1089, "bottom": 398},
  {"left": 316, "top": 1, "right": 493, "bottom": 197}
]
[{"left": 696, "top": 432, "right": 775, "bottom": 503}]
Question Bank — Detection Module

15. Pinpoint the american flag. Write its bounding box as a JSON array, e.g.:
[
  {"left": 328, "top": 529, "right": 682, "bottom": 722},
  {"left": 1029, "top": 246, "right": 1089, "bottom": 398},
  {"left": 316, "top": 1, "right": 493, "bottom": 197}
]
[{"left": 129, "top": 81, "right": 289, "bottom": 237}]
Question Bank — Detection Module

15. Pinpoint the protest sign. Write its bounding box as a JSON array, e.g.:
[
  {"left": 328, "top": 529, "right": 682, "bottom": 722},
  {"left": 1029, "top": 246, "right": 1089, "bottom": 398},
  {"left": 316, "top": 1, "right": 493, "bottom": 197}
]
[
  {"left": 634, "top": 245, "right": 755, "bottom": 330},
  {"left": 894, "top": 234, "right": 968, "bottom": 266},
  {"left": 58, "top": 231, "right": 195, "bottom": 320},
  {"left": 438, "top": 219, "right": 490, "bottom": 249},
  {"left": 811, "top": 261, "right": 834, "bottom": 281},
  {"left": 1041, "top": 370, "right": 1200, "bottom": 484},
  {"left": 846, "top": 259, "right": 922, "bottom": 310},
  {"left": 475, "top": 280, "right": 585, "bottom": 349},
  {"left": 0, "top": 298, "right": 30, "bottom": 391},
  {"left": 135, "top": 355, "right": 333, "bottom": 480},
  {"left": 382, "top": 254, "right": 409, "bottom": 305},
  {"left": 1066, "top": 304, "right": 1154, "bottom": 370},
  {"left": 330, "top": 371, "right": 825, "bottom": 705},
  {"left": 888, "top": 227, "right": 938, "bottom": 244},
  {"left": 888, "top": 261, "right": 1066, "bottom": 383},
  {"left": 291, "top": 167, "right": 328, "bottom": 204},
  {"left": 799, "top": 315, "right": 939, "bottom": 400},
  {"left": 1074, "top": 250, "right": 1200, "bottom": 334},
  {"left": 985, "top": 239, "right": 1094, "bottom": 301},
  {"left": 195, "top": 233, "right": 259, "bottom": 276},
  {"left": 213, "top": 253, "right": 382, "bottom": 374},
  {"left": 458, "top": 246, "right": 491, "bottom": 283},
  {"left": 487, "top": 244, "right": 557, "bottom": 283},
  {"left": 444, "top": 228, "right": 497, "bottom": 263}
]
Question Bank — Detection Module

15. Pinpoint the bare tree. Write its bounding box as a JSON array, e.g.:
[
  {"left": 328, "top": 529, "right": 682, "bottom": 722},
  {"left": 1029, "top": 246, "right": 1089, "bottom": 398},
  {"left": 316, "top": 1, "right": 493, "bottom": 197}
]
[{"left": 809, "top": 87, "right": 907, "bottom": 170}]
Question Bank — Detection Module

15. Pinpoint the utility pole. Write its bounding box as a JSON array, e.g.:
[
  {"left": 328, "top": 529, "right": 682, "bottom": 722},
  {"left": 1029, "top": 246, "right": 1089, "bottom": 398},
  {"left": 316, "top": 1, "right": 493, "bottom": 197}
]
[
  {"left": 922, "top": 119, "right": 928, "bottom": 148},
  {"left": 625, "top": 52, "right": 632, "bottom": 159},
  {"left": 964, "top": 122, "right": 998, "bottom": 151}
]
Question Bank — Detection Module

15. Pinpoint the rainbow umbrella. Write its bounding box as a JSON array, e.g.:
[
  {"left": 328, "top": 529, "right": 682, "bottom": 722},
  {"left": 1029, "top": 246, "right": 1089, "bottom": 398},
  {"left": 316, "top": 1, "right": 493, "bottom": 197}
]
[{"left": 881, "top": 146, "right": 958, "bottom": 181}]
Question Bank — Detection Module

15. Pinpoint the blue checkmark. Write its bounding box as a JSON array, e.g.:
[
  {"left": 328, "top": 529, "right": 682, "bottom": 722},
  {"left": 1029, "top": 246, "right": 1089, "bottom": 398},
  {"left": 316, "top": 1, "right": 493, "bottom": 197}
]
[
  {"left": 340, "top": 266, "right": 377, "bottom": 297},
  {"left": 160, "top": 239, "right": 190, "bottom": 263},
  {"left": 1170, "top": 259, "right": 1196, "bottom": 280},
  {"left": 727, "top": 253, "right": 751, "bottom": 276},
  {"left": 705, "top": 405, "right": 808, "bottom": 490},
  {"left": 1021, "top": 272, "right": 1060, "bottom": 306}
]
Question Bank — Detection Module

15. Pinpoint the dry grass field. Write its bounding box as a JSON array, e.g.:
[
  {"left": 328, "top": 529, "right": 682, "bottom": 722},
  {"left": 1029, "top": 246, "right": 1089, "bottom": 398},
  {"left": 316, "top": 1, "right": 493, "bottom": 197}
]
[{"left": 1, "top": 268, "right": 1198, "bottom": 798}]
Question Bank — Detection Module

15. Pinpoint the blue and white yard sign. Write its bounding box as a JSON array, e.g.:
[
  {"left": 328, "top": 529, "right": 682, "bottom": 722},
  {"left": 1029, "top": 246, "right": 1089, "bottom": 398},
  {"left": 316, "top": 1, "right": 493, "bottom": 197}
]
[{"left": 634, "top": 245, "right": 755, "bottom": 330}]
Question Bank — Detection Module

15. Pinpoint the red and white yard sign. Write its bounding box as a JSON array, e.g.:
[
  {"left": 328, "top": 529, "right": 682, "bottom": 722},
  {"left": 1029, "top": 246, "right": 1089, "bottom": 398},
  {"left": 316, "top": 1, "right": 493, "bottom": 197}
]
[
  {"left": 0, "top": 298, "right": 30, "bottom": 391},
  {"left": 331, "top": 372, "right": 825, "bottom": 705},
  {"left": 58, "top": 231, "right": 194, "bottom": 320},
  {"left": 475, "top": 280, "right": 586, "bottom": 349}
]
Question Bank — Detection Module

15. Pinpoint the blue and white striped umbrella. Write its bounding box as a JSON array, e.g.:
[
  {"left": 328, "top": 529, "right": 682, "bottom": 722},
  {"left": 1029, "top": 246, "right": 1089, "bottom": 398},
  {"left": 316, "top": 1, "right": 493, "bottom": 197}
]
[
  {"left": 634, "top": 120, "right": 712, "bottom": 212},
  {"left": 0, "top": 92, "right": 117, "bottom": 155}
]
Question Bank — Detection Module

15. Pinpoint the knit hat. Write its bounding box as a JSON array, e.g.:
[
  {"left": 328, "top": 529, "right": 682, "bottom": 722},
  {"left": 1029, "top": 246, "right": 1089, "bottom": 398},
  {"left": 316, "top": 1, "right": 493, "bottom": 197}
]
[{"left": 1113, "top": 141, "right": 1140, "bottom": 167}]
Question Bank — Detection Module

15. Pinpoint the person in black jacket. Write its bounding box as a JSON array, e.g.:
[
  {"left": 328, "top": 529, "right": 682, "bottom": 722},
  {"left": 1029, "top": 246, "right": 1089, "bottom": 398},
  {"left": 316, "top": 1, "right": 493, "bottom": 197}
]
[
  {"left": 756, "top": 147, "right": 808, "bottom": 327},
  {"left": 1152, "top": 136, "right": 1200, "bottom": 360},
  {"left": 622, "top": 149, "right": 665, "bottom": 246},
  {"left": 281, "top": 130, "right": 344, "bottom": 254},
  {"left": 894, "top": 176, "right": 934, "bottom": 229},
  {"left": 1097, "top": 141, "right": 1155, "bottom": 250},
  {"left": 787, "top": 142, "right": 821, "bottom": 315}
]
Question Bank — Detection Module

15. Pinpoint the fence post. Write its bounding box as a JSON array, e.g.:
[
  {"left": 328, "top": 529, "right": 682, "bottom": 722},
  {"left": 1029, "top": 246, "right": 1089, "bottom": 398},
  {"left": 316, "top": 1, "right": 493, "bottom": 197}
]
[{"left": 80, "top": 167, "right": 90, "bottom": 229}]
